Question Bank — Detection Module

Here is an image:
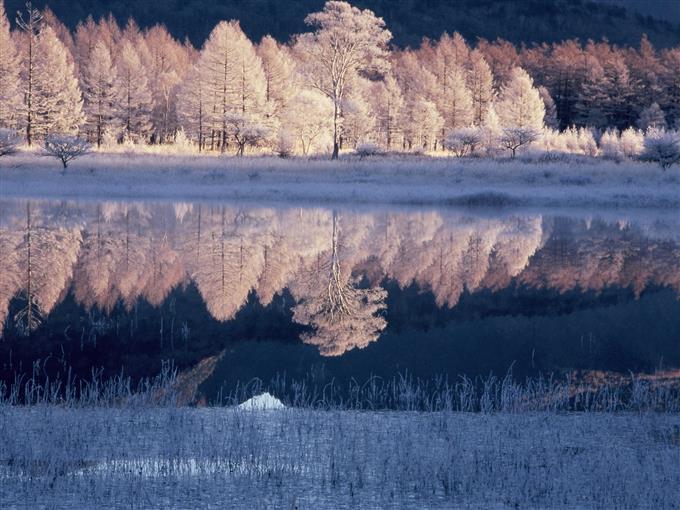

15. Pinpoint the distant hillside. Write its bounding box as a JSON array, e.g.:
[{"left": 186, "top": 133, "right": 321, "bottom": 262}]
[{"left": 6, "top": 0, "right": 680, "bottom": 48}]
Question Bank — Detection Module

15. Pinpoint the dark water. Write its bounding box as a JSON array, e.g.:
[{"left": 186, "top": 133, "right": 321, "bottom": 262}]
[{"left": 1, "top": 199, "right": 679, "bottom": 400}]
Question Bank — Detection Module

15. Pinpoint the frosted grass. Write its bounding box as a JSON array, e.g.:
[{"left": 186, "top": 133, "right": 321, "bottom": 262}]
[
  {"left": 1, "top": 407, "right": 679, "bottom": 509},
  {"left": 1, "top": 369, "right": 680, "bottom": 508},
  {"left": 1, "top": 151, "right": 679, "bottom": 208}
]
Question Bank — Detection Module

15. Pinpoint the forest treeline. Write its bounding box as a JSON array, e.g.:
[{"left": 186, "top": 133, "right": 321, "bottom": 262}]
[{"left": 0, "top": 0, "right": 679, "bottom": 158}]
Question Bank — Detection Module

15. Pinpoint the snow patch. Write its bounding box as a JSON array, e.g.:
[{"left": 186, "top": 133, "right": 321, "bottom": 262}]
[{"left": 236, "top": 392, "right": 285, "bottom": 411}]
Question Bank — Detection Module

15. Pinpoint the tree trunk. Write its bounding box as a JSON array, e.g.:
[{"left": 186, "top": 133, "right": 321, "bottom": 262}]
[{"left": 332, "top": 102, "right": 339, "bottom": 160}]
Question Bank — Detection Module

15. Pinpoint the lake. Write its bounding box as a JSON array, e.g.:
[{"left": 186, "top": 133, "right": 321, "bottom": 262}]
[{"left": 1, "top": 199, "right": 679, "bottom": 402}]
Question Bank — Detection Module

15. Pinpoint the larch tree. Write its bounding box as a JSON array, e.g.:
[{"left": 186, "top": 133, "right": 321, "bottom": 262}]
[
  {"left": 114, "top": 40, "right": 153, "bottom": 142},
  {"left": 257, "top": 35, "right": 296, "bottom": 118},
  {"left": 82, "top": 41, "right": 117, "bottom": 146},
  {"left": 197, "top": 20, "right": 267, "bottom": 152},
  {"left": 538, "top": 86, "right": 558, "bottom": 129},
  {"left": 495, "top": 67, "right": 545, "bottom": 130},
  {"left": 467, "top": 49, "right": 495, "bottom": 126},
  {"left": 176, "top": 61, "right": 208, "bottom": 149},
  {"left": 340, "top": 77, "right": 374, "bottom": 149},
  {"left": 31, "top": 25, "right": 84, "bottom": 138},
  {"left": 143, "top": 25, "right": 190, "bottom": 143},
  {"left": 16, "top": 1, "right": 43, "bottom": 145},
  {"left": 0, "top": 1, "right": 20, "bottom": 128},
  {"left": 403, "top": 98, "right": 443, "bottom": 151},
  {"left": 369, "top": 75, "right": 404, "bottom": 149},
  {"left": 428, "top": 32, "right": 473, "bottom": 143},
  {"left": 295, "top": 1, "right": 392, "bottom": 159},
  {"left": 437, "top": 64, "right": 473, "bottom": 140}
]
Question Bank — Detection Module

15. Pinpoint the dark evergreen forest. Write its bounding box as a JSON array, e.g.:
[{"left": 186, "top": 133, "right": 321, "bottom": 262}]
[{"left": 6, "top": 0, "right": 680, "bottom": 48}]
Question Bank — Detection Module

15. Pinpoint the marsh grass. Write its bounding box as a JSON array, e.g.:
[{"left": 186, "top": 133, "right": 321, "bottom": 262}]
[{"left": 1, "top": 367, "right": 679, "bottom": 508}]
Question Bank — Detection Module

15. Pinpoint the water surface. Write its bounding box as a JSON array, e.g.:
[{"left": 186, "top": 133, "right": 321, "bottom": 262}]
[{"left": 1, "top": 199, "right": 679, "bottom": 399}]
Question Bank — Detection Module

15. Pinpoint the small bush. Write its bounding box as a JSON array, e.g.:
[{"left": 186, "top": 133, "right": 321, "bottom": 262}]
[
  {"left": 355, "top": 142, "right": 385, "bottom": 158},
  {"left": 444, "top": 127, "right": 483, "bottom": 157}
]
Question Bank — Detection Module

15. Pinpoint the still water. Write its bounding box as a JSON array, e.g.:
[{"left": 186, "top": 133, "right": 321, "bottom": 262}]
[{"left": 1, "top": 199, "right": 679, "bottom": 400}]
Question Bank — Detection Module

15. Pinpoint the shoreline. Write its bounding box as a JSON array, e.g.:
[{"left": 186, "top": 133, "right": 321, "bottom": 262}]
[{"left": 1, "top": 151, "right": 679, "bottom": 209}]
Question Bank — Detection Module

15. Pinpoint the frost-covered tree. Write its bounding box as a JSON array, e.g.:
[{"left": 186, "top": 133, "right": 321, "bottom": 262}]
[
  {"left": 538, "top": 86, "right": 558, "bottom": 130},
  {"left": 467, "top": 49, "right": 494, "bottom": 126},
  {"left": 82, "top": 41, "right": 117, "bottom": 146},
  {"left": 114, "top": 40, "right": 153, "bottom": 142},
  {"left": 369, "top": 75, "right": 404, "bottom": 150},
  {"left": 498, "top": 126, "right": 539, "bottom": 158},
  {"left": 445, "top": 127, "right": 483, "bottom": 157},
  {"left": 31, "top": 26, "right": 84, "bottom": 138},
  {"left": 0, "top": 1, "right": 21, "bottom": 128},
  {"left": 637, "top": 102, "right": 666, "bottom": 131},
  {"left": 44, "top": 134, "right": 90, "bottom": 169},
  {"left": 295, "top": 1, "right": 392, "bottom": 159},
  {"left": 224, "top": 112, "right": 270, "bottom": 156},
  {"left": 340, "top": 80, "right": 374, "bottom": 149},
  {"left": 281, "top": 89, "right": 333, "bottom": 155},
  {"left": 197, "top": 20, "right": 267, "bottom": 152},
  {"left": 176, "top": 64, "right": 206, "bottom": 149},
  {"left": 640, "top": 129, "right": 680, "bottom": 170},
  {"left": 496, "top": 67, "right": 545, "bottom": 130},
  {"left": 403, "top": 98, "right": 443, "bottom": 151},
  {"left": 257, "top": 35, "right": 296, "bottom": 118},
  {"left": 143, "top": 25, "right": 190, "bottom": 143},
  {"left": 16, "top": 2, "right": 43, "bottom": 145},
  {"left": 437, "top": 65, "right": 473, "bottom": 137}
]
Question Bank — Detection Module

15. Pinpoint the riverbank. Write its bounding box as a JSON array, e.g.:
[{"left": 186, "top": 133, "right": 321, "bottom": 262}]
[{"left": 1, "top": 151, "right": 678, "bottom": 208}]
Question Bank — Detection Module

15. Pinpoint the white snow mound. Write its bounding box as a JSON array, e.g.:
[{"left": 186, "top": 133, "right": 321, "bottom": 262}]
[{"left": 236, "top": 392, "right": 285, "bottom": 411}]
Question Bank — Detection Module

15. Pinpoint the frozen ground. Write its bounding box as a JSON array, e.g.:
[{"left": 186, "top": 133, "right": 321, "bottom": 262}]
[
  {"left": 1, "top": 152, "right": 679, "bottom": 208},
  {"left": 0, "top": 406, "right": 679, "bottom": 509}
]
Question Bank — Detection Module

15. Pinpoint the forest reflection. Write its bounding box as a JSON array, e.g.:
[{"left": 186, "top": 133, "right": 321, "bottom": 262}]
[{"left": 1, "top": 200, "right": 679, "bottom": 357}]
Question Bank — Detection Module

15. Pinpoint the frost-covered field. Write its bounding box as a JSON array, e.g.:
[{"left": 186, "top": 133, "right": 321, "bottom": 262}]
[
  {"left": 1, "top": 406, "right": 679, "bottom": 509},
  {"left": 1, "top": 152, "right": 679, "bottom": 208}
]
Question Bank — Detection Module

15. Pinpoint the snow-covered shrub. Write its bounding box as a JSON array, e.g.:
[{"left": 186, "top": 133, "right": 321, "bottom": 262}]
[
  {"left": 444, "top": 127, "right": 483, "bottom": 157},
  {"left": 173, "top": 128, "right": 196, "bottom": 153},
  {"left": 100, "top": 129, "right": 119, "bottom": 150},
  {"left": 224, "top": 113, "right": 272, "bottom": 156},
  {"left": 637, "top": 102, "right": 666, "bottom": 131},
  {"left": 498, "top": 127, "right": 539, "bottom": 158},
  {"left": 0, "top": 129, "right": 21, "bottom": 156},
  {"left": 43, "top": 134, "right": 91, "bottom": 169},
  {"left": 599, "top": 129, "right": 624, "bottom": 160},
  {"left": 562, "top": 127, "right": 599, "bottom": 156},
  {"left": 355, "top": 142, "right": 385, "bottom": 158},
  {"left": 619, "top": 127, "right": 644, "bottom": 158},
  {"left": 640, "top": 129, "right": 680, "bottom": 169},
  {"left": 276, "top": 130, "right": 296, "bottom": 158}
]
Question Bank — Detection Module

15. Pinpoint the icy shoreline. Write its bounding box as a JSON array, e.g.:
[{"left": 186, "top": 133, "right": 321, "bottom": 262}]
[{"left": 1, "top": 152, "right": 679, "bottom": 208}]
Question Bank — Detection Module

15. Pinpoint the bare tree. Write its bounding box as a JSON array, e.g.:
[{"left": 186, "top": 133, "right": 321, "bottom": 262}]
[
  {"left": 498, "top": 126, "right": 539, "bottom": 158},
  {"left": 44, "top": 134, "right": 91, "bottom": 169}
]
